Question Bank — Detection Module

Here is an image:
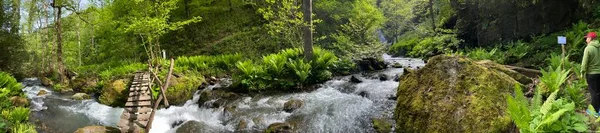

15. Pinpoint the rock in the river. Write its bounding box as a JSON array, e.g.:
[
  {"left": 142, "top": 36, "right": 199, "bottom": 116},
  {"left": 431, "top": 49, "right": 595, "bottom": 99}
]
[
  {"left": 71, "top": 93, "right": 91, "bottom": 100},
  {"left": 41, "top": 77, "right": 53, "bottom": 86},
  {"left": 166, "top": 75, "right": 204, "bottom": 105},
  {"left": 37, "top": 90, "right": 49, "bottom": 96},
  {"left": 283, "top": 100, "right": 304, "bottom": 113},
  {"left": 378, "top": 74, "right": 388, "bottom": 81},
  {"left": 356, "top": 57, "right": 388, "bottom": 71},
  {"left": 350, "top": 76, "right": 362, "bottom": 83},
  {"left": 176, "top": 121, "right": 215, "bottom": 133},
  {"left": 358, "top": 91, "right": 369, "bottom": 98},
  {"left": 99, "top": 79, "right": 129, "bottom": 107},
  {"left": 74, "top": 126, "right": 120, "bottom": 133},
  {"left": 265, "top": 122, "right": 293, "bottom": 133},
  {"left": 392, "top": 74, "right": 400, "bottom": 82},
  {"left": 237, "top": 119, "right": 248, "bottom": 131},
  {"left": 198, "top": 90, "right": 239, "bottom": 108},
  {"left": 395, "top": 55, "right": 525, "bottom": 132},
  {"left": 392, "top": 62, "right": 403, "bottom": 68},
  {"left": 372, "top": 118, "right": 391, "bottom": 133},
  {"left": 9, "top": 96, "right": 29, "bottom": 107}
]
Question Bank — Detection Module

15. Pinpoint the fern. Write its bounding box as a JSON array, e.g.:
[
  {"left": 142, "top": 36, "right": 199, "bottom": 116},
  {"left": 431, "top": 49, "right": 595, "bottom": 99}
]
[{"left": 506, "top": 84, "right": 531, "bottom": 132}]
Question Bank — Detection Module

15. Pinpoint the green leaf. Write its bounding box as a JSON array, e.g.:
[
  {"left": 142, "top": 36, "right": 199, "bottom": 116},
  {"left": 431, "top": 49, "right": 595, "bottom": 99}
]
[
  {"left": 536, "top": 102, "right": 574, "bottom": 130},
  {"left": 572, "top": 123, "right": 587, "bottom": 132},
  {"left": 540, "top": 89, "right": 560, "bottom": 115}
]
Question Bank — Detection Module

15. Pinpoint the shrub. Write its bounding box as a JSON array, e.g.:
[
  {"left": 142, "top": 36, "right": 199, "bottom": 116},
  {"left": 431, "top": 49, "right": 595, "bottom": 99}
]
[
  {"left": 174, "top": 54, "right": 243, "bottom": 76},
  {"left": 10, "top": 123, "right": 36, "bottom": 133},
  {"left": 389, "top": 30, "right": 462, "bottom": 58},
  {"left": 506, "top": 84, "right": 587, "bottom": 133},
  {"left": 1, "top": 107, "right": 29, "bottom": 123},
  {"left": 538, "top": 66, "right": 570, "bottom": 96},
  {"left": 234, "top": 47, "right": 339, "bottom": 91},
  {"left": 0, "top": 72, "right": 22, "bottom": 97},
  {"left": 99, "top": 63, "right": 147, "bottom": 81}
]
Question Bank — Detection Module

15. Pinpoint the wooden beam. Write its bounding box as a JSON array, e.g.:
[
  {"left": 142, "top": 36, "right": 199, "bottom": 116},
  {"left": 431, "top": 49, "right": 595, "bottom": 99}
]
[{"left": 160, "top": 58, "right": 174, "bottom": 107}]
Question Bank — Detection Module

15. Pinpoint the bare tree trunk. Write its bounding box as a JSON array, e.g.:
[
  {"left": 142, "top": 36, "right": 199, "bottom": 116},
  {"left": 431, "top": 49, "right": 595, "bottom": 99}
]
[
  {"left": 429, "top": 0, "right": 435, "bottom": 32},
  {"left": 302, "top": 0, "right": 313, "bottom": 61},
  {"left": 77, "top": 19, "right": 81, "bottom": 66},
  {"left": 53, "top": 0, "right": 68, "bottom": 83}
]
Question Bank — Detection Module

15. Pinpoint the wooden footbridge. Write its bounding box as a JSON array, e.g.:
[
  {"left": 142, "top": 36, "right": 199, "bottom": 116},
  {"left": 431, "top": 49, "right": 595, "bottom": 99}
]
[{"left": 118, "top": 59, "right": 175, "bottom": 133}]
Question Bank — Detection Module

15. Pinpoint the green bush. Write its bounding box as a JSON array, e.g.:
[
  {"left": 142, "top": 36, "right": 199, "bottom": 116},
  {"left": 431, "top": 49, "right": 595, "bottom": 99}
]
[
  {"left": 389, "top": 30, "right": 462, "bottom": 58},
  {"left": 539, "top": 66, "right": 570, "bottom": 96},
  {"left": 506, "top": 84, "right": 588, "bottom": 133},
  {"left": 0, "top": 72, "right": 22, "bottom": 97},
  {"left": 234, "top": 47, "right": 339, "bottom": 91},
  {"left": 99, "top": 63, "right": 147, "bottom": 81},
  {"left": 174, "top": 54, "right": 243, "bottom": 76},
  {"left": 1, "top": 107, "right": 29, "bottom": 123},
  {"left": 10, "top": 123, "right": 36, "bottom": 133}
]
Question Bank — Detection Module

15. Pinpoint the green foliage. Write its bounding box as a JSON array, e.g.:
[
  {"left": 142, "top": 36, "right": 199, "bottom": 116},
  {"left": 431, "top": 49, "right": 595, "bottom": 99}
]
[
  {"left": 10, "top": 123, "right": 36, "bottom": 133},
  {"left": 234, "top": 47, "right": 340, "bottom": 91},
  {"left": 99, "top": 63, "right": 147, "bottom": 81},
  {"left": 390, "top": 31, "right": 462, "bottom": 58},
  {"left": 539, "top": 66, "right": 570, "bottom": 95},
  {"left": 462, "top": 48, "right": 505, "bottom": 64},
  {"left": 506, "top": 86, "right": 588, "bottom": 133},
  {"left": 175, "top": 54, "right": 242, "bottom": 76},
  {"left": 564, "top": 80, "right": 587, "bottom": 110},
  {"left": 0, "top": 72, "right": 23, "bottom": 109},
  {"left": 1, "top": 107, "right": 30, "bottom": 123}
]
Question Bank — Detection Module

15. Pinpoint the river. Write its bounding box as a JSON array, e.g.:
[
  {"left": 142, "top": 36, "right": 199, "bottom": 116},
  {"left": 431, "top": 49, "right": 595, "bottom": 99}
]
[{"left": 21, "top": 54, "right": 424, "bottom": 133}]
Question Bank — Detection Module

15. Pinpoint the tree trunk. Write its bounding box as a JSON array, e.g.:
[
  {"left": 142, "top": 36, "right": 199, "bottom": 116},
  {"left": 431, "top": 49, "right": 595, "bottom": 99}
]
[
  {"left": 77, "top": 19, "right": 81, "bottom": 66},
  {"left": 429, "top": 0, "right": 435, "bottom": 32},
  {"left": 53, "top": 1, "right": 68, "bottom": 83},
  {"left": 302, "top": 0, "right": 313, "bottom": 61}
]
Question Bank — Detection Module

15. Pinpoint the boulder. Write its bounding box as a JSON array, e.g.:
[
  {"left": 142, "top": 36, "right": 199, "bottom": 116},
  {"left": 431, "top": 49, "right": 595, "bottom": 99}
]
[
  {"left": 9, "top": 96, "right": 29, "bottom": 107},
  {"left": 392, "top": 62, "right": 403, "bottom": 68},
  {"left": 265, "top": 122, "right": 293, "bottom": 133},
  {"left": 356, "top": 57, "right": 387, "bottom": 71},
  {"left": 99, "top": 79, "right": 129, "bottom": 107},
  {"left": 378, "top": 74, "right": 388, "bottom": 81},
  {"left": 395, "top": 55, "right": 524, "bottom": 132},
  {"left": 37, "top": 90, "right": 49, "bottom": 96},
  {"left": 198, "top": 90, "right": 239, "bottom": 108},
  {"left": 372, "top": 118, "right": 391, "bottom": 133},
  {"left": 71, "top": 93, "right": 91, "bottom": 100},
  {"left": 350, "top": 76, "right": 362, "bottom": 83},
  {"left": 166, "top": 75, "right": 204, "bottom": 105},
  {"left": 41, "top": 77, "right": 53, "bottom": 86},
  {"left": 72, "top": 78, "right": 98, "bottom": 93},
  {"left": 253, "top": 117, "right": 266, "bottom": 128},
  {"left": 283, "top": 100, "right": 304, "bottom": 113},
  {"left": 175, "top": 121, "right": 215, "bottom": 133},
  {"left": 358, "top": 91, "right": 369, "bottom": 98},
  {"left": 74, "top": 126, "right": 120, "bottom": 133},
  {"left": 237, "top": 119, "right": 248, "bottom": 131},
  {"left": 392, "top": 74, "right": 400, "bottom": 82}
]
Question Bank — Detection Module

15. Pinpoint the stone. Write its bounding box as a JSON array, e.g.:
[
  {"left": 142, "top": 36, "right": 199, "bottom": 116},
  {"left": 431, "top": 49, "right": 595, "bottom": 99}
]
[
  {"left": 71, "top": 93, "right": 91, "bottom": 100},
  {"left": 350, "top": 76, "right": 362, "bottom": 83},
  {"left": 356, "top": 57, "right": 388, "bottom": 71},
  {"left": 41, "top": 77, "right": 53, "bottom": 86},
  {"left": 175, "top": 120, "right": 216, "bottom": 133},
  {"left": 9, "top": 96, "right": 29, "bottom": 107},
  {"left": 198, "top": 90, "right": 239, "bottom": 108},
  {"left": 252, "top": 117, "right": 265, "bottom": 128},
  {"left": 166, "top": 75, "right": 204, "bottom": 105},
  {"left": 236, "top": 119, "right": 248, "bottom": 131},
  {"left": 37, "top": 90, "right": 49, "bottom": 96},
  {"left": 372, "top": 118, "right": 391, "bottom": 133},
  {"left": 74, "top": 126, "right": 120, "bottom": 133},
  {"left": 265, "top": 122, "right": 292, "bottom": 133},
  {"left": 378, "top": 74, "right": 388, "bottom": 81},
  {"left": 99, "top": 79, "right": 129, "bottom": 107},
  {"left": 392, "top": 63, "right": 403, "bottom": 68},
  {"left": 395, "top": 55, "right": 525, "bottom": 132},
  {"left": 392, "top": 74, "right": 400, "bottom": 82},
  {"left": 358, "top": 91, "right": 369, "bottom": 98},
  {"left": 283, "top": 100, "right": 304, "bottom": 113},
  {"left": 171, "top": 120, "right": 185, "bottom": 128}
]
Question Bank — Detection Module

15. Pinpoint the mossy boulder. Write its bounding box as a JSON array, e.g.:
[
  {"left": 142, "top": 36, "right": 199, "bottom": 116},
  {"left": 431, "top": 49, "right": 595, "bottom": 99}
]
[
  {"left": 394, "top": 55, "right": 522, "bottom": 132},
  {"left": 283, "top": 100, "right": 304, "bottom": 113},
  {"left": 41, "top": 77, "right": 53, "bottom": 86},
  {"left": 372, "top": 118, "right": 391, "bottom": 133},
  {"left": 9, "top": 96, "right": 29, "bottom": 107},
  {"left": 265, "top": 122, "right": 292, "bottom": 133},
  {"left": 71, "top": 93, "right": 91, "bottom": 100},
  {"left": 237, "top": 119, "right": 248, "bottom": 131},
  {"left": 166, "top": 75, "right": 204, "bottom": 105},
  {"left": 74, "top": 126, "right": 120, "bottom": 133},
  {"left": 72, "top": 78, "right": 98, "bottom": 93},
  {"left": 99, "top": 79, "right": 129, "bottom": 107},
  {"left": 198, "top": 90, "right": 239, "bottom": 108},
  {"left": 37, "top": 90, "right": 48, "bottom": 96}
]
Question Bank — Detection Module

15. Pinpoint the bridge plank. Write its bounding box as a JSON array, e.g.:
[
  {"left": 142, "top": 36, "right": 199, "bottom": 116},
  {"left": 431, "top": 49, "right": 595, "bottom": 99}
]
[
  {"left": 128, "top": 91, "right": 151, "bottom": 96},
  {"left": 120, "top": 112, "right": 151, "bottom": 121},
  {"left": 127, "top": 95, "right": 152, "bottom": 102},
  {"left": 125, "top": 101, "right": 152, "bottom": 107},
  {"left": 124, "top": 107, "right": 153, "bottom": 114}
]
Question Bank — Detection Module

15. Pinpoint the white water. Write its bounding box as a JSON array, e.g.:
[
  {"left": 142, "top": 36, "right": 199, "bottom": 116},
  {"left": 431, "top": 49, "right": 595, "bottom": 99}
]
[{"left": 23, "top": 55, "right": 425, "bottom": 133}]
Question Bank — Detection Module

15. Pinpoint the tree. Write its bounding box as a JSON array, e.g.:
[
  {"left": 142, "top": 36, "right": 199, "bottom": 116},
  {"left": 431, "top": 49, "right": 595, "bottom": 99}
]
[
  {"left": 302, "top": 0, "right": 313, "bottom": 61},
  {"left": 0, "top": 0, "right": 27, "bottom": 77},
  {"left": 51, "top": 0, "right": 70, "bottom": 83}
]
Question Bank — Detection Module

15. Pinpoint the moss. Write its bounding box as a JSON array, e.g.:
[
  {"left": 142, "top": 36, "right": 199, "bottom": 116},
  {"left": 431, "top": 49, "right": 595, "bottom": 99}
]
[
  {"left": 372, "top": 118, "right": 391, "bottom": 133},
  {"left": 283, "top": 100, "right": 304, "bottom": 113},
  {"left": 395, "top": 55, "right": 521, "bottom": 133},
  {"left": 198, "top": 90, "right": 240, "bottom": 107},
  {"left": 165, "top": 75, "right": 204, "bottom": 105},
  {"left": 265, "top": 122, "right": 292, "bottom": 133},
  {"left": 99, "top": 79, "right": 130, "bottom": 107}
]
